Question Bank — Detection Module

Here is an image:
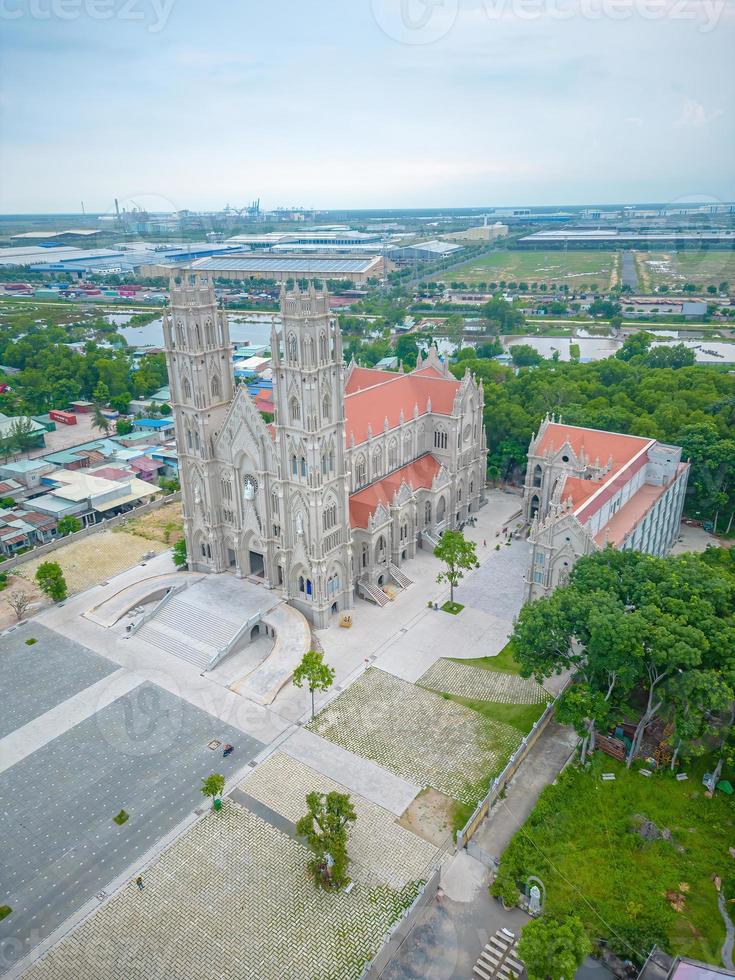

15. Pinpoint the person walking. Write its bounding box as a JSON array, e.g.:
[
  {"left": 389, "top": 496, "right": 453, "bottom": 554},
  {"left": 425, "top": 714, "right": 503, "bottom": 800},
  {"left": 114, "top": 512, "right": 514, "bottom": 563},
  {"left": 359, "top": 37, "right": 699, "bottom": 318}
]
[{"left": 136, "top": 876, "right": 144, "bottom": 891}]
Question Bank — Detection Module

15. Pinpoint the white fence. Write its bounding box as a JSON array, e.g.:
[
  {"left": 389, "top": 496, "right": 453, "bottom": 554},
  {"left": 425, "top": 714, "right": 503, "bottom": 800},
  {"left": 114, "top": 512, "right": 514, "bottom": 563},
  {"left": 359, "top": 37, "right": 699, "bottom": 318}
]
[{"left": 0, "top": 492, "right": 181, "bottom": 575}]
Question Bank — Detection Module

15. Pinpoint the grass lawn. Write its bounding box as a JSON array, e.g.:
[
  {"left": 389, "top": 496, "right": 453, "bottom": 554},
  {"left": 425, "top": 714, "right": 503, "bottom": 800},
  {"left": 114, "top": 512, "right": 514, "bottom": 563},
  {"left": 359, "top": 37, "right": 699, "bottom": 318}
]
[
  {"left": 636, "top": 251, "right": 735, "bottom": 291},
  {"left": 495, "top": 754, "right": 735, "bottom": 965},
  {"left": 445, "top": 250, "right": 618, "bottom": 287},
  {"left": 441, "top": 600, "right": 464, "bottom": 615},
  {"left": 450, "top": 639, "right": 523, "bottom": 675}
]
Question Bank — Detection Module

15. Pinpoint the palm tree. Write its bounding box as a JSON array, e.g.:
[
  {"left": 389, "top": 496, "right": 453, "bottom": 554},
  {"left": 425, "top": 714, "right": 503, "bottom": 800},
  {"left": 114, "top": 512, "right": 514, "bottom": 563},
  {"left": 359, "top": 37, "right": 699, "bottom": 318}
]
[{"left": 92, "top": 404, "right": 110, "bottom": 437}]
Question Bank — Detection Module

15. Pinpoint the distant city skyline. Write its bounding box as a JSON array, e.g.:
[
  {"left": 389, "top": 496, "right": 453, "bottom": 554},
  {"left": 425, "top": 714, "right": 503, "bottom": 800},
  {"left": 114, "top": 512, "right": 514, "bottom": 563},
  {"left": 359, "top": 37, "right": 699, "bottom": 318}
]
[{"left": 1, "top": 0, "right": 733, "bottom": 213}]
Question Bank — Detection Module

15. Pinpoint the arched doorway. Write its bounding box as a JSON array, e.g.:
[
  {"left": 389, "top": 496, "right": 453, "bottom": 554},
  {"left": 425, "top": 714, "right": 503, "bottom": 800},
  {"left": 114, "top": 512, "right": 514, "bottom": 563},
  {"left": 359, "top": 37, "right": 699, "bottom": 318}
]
[
  {"left": 250, "top": 624, "right": 260, "bottom": 641},
  {"left": 530, "top": 494, "right": 540, "bottom": 519}
]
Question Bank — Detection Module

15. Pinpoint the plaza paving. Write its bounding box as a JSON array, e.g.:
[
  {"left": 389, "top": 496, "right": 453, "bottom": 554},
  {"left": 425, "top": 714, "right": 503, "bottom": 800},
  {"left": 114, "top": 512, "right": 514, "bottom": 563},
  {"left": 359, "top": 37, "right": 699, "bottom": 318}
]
[
  {"left": 0, "top": 676, "right": 260, "bottom": 973},
  {"left": 23, "top": 770, "right": 437, "bottom": 980},
  {"left": 308, "top": 668, "right": 522, "bottom": 804},
  {"left": 0, "top": 625, "right": 117, "bottom": 739},
  {"left": 417, "top": 659, "right": 549, "bottom": 705},
  {"left": 240, "top": 752, "right": 440, "bottom": 886}
]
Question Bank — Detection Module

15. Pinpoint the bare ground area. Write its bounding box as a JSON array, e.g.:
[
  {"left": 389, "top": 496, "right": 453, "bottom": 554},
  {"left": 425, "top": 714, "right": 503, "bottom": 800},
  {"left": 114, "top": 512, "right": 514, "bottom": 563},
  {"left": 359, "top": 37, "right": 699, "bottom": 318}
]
[
  {"left": 398, "top": 787, "right": 455, "bottom": 848},
  {"left": 0, "top": 575, "right": 49, "bottom": 631},
  {"left": 7, "top": 502, "right": 183, "bottom": 600}
]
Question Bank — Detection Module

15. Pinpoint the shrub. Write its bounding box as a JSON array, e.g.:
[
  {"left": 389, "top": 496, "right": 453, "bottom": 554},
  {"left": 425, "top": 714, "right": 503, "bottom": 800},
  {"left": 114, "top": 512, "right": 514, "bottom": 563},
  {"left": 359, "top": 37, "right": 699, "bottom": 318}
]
[
  {"left": 25, "top": 638, "right": 37, "bottom": 646},
  {"left": 0, "top": 906, "right": 11, "bottom": 921},
  {"left": 113, "top": 810, "right": 129, "bottom": 825},
  {"left": 172, "top": 538, "right": 187, "bottom": 568},
  {"left": 35, "top": 561, "right": 68, "bottom": 602},
  {"left": 491, "top": 869, "right": 520, "bottom": 909}
]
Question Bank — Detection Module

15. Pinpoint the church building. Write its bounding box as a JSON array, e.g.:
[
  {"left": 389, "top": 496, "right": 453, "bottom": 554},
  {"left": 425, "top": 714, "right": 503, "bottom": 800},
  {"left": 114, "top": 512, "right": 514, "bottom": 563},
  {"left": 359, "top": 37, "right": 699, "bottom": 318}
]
[{"left": 163, "top": 274, "right": 488, "bottom": 628}]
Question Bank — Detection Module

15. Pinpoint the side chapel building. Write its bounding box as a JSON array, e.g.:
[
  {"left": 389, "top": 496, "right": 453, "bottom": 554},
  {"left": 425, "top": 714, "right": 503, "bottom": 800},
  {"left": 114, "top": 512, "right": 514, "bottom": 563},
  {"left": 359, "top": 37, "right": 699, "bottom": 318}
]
[{"left": 163, "top": 274, "right": 488, "bottom": 628}]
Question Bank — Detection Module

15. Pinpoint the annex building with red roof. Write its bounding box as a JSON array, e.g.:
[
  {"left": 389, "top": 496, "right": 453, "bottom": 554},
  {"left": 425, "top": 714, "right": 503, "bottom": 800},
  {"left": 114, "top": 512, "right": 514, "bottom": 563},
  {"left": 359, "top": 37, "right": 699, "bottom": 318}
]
[
  {"left": 164, "top": 277, "right": 487, "bottom": 629},
  {"left": 522, "top": 416, "right": 689, "bottom": 601}
]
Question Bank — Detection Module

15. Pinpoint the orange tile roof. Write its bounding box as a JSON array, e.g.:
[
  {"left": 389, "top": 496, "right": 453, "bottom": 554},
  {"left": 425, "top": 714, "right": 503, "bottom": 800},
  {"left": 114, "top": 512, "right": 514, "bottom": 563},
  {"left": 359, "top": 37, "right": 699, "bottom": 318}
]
[
  {"left": 412, "top": 366, "right": 446, "bottom": 379},
  {"left": 345, "top": 373, "right": 460, "bottom": 445},
  {"left": 536, "top": 422, "right": 652, "bottom": 470},
  {"left": 349, "top": 453, "right": 442, "bottom": 528},
  {"left": 345, "top": 366, "right": 401, "bottom": 395},
  {"left": 557, "top": 475, "right": 601, "bottom": 510}
]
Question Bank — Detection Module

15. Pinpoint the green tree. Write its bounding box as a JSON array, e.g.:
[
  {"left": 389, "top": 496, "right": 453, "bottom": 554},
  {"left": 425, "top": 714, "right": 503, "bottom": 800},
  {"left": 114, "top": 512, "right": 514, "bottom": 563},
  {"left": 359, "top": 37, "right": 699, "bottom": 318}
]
[
  {"left": 92, "top": 380, "right": 110, "bottom": 404},
  {"left": 295, "top": 790, "right": 357, "bottom": 889},
  {"left": 510, "top": 344, "right": 543, "bottom": 367},
  {"left": 56, "top": 515, "right": 82, "bottom": 537},
  {"left": 116, "top": 418, "right": 133, "bottom": 436},
  {"left": 434, "top": 530, "right": 479, "bottom": 603},
  {"left": 8, "top": 416, "right": 39, "bottom": 453},
  {"left": 517, "top": 914, "right": 591, "bottom": 980},
  {"left": 172, "top": 538, "right": 187, "bottom": 568},
  {"left": 292, "top": 649, "right": 336, "bottom": 719},
  {"left": 615, "top": 330, "right": 652, "bottom": 361},
  {"left": 201, "top": 773, "right": 225, "bottom": 810},
  {"left": 35, "top": 561, "right": 68, "bottom": 602}
]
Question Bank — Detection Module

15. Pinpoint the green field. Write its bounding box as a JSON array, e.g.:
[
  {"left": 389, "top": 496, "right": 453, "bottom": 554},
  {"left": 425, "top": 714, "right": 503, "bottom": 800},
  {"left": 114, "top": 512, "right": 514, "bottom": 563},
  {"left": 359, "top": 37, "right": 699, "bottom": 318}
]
[
  {"left": 443, "top": 250, "right": 619, "bottom": 287},
  {"left": 636, "top": 251, "right": 735, "bottom": 292},
  {"left": 495, "top": 754, "right": 735, "bottom": 965}
]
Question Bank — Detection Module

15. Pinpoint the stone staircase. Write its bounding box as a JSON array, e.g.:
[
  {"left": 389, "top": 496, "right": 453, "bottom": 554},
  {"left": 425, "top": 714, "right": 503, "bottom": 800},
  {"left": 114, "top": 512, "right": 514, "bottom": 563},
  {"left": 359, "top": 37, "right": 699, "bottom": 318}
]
[
  {"left": 136, "top": 596, "right": 242, "bottom": 672},
  {"left": 422, "top": 530, "right": 439, "bottom": 550},
  {"left": 358, "top": 581, "right": 391, "bottom": 607},
  {"left": 388, "top": 562, "right": 413, "bottom": 589}
]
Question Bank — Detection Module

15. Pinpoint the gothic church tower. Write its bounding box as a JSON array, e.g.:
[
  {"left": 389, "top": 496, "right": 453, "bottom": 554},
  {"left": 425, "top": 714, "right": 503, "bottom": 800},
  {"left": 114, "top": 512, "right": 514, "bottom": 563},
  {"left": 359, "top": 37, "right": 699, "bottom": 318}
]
[
  {"left": 272, "top": 284, "right": 353, "bottom": 628},
  {"left": 163, "top": 273, "right": 233, "bottom": 572}
]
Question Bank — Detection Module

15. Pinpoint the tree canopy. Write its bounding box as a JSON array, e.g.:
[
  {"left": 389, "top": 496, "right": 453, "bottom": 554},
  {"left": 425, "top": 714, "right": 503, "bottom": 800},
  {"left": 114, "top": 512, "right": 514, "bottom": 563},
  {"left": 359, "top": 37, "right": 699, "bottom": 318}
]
[{"left": 512, "top": 548, "right": 735, "bottom": 766}]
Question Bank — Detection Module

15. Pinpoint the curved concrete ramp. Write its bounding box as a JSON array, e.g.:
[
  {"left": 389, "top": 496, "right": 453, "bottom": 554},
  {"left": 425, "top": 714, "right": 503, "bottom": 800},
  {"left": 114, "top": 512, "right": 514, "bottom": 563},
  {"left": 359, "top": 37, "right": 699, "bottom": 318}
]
[
  {"left": 229, "top": 603, "right": 311, "bottom": 706},
  {"left": 84, "top": 572, "right": 203, "bottom": 628}
]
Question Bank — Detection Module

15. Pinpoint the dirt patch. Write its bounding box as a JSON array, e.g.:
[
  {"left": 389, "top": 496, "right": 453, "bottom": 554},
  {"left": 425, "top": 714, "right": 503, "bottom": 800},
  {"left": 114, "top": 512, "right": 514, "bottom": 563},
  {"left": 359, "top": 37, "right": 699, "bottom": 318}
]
[
  {"left": 11, "top": 503, "right": 182, "bottom": 596},
  {"left": 398, "top": 788, "right": 455, "bottom": 847},
  {"left": 115, "top": 502, "right": 183, "bottom": 545},
  {"left": 0, "top": 574, "right": 49, "bottom": 632}
]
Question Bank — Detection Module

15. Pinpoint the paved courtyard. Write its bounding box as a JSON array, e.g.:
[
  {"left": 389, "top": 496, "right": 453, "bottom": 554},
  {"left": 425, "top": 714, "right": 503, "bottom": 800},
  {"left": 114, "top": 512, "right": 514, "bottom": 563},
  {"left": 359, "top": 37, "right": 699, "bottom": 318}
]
[
  {"left": 308, "top": 668, "right": 522, "bottom": 804},
  {"left": 0, "top": 625, "right": 118, "bottom": 739},
  {"left": 0, "top": 672, "right": 261, "bottom": 974},
  {"left": 23, "top": 757, "right": 439, "bottom": 980},
  {"left": 417, "top": 659, "right": 548, "bottom": 705}
]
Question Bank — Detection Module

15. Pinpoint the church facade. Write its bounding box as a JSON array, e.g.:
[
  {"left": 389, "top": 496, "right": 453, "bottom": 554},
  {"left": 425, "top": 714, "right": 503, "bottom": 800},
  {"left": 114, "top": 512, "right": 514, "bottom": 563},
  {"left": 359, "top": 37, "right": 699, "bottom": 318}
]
[{"left": 164, "top": 274, "right": 488, "bottom": 628}]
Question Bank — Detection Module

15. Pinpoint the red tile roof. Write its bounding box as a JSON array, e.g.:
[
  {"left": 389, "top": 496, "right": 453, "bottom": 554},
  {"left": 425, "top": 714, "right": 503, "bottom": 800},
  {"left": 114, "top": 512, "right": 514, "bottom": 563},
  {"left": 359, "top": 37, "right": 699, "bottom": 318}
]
[
  {"left": 556, "top": 476, "right": 601, "bottom": 510},
  {"left": 90, "top": 466, "right": 131, "bottom": 482},
  {"left": 349, "top": 453, "right": 442, "bottom": 529},
  {"left": 536, "top": 423, "right": 652, "bottom": 470},
  {"left": 345, "top": 366, "right": 401, "bottom": 395},
  {"left": 345, "top": 373, "right": 460, "bottom": 446}
]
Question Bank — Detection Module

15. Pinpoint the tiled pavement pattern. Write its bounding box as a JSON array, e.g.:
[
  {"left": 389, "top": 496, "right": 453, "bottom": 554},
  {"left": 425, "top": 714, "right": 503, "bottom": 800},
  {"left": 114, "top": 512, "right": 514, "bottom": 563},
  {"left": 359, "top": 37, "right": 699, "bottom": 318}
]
[
  {"left": 0, "top": 624, "right": 117, "bottom": 738},
  {"left": 453, "top": 539, "right": 528, "bottom": 622},
  {"left": 308, "top": 668, "right": 522, "bottom": 804},
  {"left": 240, "top": 752, "right": 440, "bottom": 888},
  {"left": 24, "top": 803, "right": 422, "bottom": 980},
  {"left": 417, "top": 659, "right": 549, "bottom": 705},
  {"left": 0, "top": 682, "right": 258, "bottom": 972}
]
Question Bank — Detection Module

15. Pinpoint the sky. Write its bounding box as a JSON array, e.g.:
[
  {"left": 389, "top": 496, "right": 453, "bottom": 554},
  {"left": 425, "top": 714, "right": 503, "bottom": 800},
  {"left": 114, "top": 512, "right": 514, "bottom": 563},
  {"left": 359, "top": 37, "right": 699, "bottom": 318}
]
[{"left": 0, "top": 0, "right": 733, "bottom": 213}]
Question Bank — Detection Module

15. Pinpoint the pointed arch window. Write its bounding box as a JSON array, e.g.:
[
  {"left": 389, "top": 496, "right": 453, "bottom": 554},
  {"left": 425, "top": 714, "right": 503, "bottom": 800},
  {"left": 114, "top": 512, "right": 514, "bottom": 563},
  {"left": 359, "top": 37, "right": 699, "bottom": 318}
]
[
  {"left": 532, "top": 464, "right": 543, "bottom": 488},
  {"left": 319, "top": 331, "right": 329, "bottom": 362},
  {"left": 424, "top": 501, "right": 432, "bottom": 526},
  {"left": 288, "top": 333, "right": 298, "bottom": 363},
  {"left": 205, "top": 319, "right": 215, "bottom": 347},
  {"left": 290, "top": 397, "right": 301, "bottom": 423},
  {"left": 373, "top": 450, "right": 383, "bottom": 478},
  {"left": 182, "top": 376, "right": 192, "bottom": 401},
  {"left": 195, "top": 323, "right": 202, "bottom": 347},
  {"left": 300, "top": 457, "right": 307, "bottom": 478},
  {"left": 211, "top": 374, "right": 221, "bottom": 399},
  {"left": 355, "top": 456, "right": 366, "bottom": 488},
  {"left": 322, "top": 392, "right": 331, "bottom": 423}
]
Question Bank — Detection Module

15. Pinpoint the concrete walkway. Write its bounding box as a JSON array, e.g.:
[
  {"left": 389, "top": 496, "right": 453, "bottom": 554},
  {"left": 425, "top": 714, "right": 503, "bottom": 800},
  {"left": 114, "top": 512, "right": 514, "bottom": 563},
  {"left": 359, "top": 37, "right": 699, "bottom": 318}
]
[
  {"left": 473, "top": 721, "right": 579, "bottom": 862},
  {"left": 379, "top": 720, "right": 579, "bottom": 979},
  {"left": 280, "top": 727, "right": 421, "bottom": 816}
]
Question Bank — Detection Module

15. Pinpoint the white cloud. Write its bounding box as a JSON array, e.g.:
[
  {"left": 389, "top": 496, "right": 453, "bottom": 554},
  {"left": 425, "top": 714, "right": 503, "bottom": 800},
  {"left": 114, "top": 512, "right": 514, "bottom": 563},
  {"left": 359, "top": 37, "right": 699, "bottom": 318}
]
[{"left": 674, "top": 98, "right": 723, "bottom": 128}]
